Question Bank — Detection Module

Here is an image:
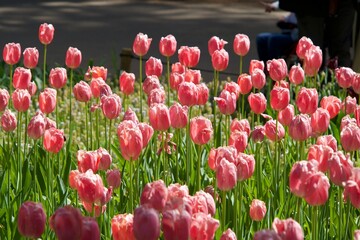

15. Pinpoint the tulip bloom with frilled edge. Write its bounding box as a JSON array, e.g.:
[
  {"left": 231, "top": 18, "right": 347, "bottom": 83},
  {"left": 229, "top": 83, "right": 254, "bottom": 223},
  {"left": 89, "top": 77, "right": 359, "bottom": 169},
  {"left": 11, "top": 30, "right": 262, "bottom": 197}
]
[{"left": 1, "top": 109, "right": 17, "bottom": 132}]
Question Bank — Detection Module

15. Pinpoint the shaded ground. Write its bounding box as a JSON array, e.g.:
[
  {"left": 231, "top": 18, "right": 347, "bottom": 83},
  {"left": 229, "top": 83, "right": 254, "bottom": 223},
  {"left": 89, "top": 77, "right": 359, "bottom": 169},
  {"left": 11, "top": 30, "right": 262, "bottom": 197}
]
[{"left": 0, "top": 0, "right": 286, "bottom": 80}]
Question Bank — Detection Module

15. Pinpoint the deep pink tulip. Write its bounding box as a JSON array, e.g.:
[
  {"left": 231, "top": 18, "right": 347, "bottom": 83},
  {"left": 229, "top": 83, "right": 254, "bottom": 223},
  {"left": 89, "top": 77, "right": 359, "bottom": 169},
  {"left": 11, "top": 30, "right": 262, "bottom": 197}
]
[
  {"left": 159, "top": 34, "right": 177, "bottom": 57},
  {"left": 133, "top": 206, "right": 160, "bottom": 240},
  {"left": 0, "top": 88, "right": 10, "bottom": 111},
  {"left": 119, "top": 71, "right": 135, "bottom": 95},
  {"left": 208, "top": 146, "right": 237, "bottom": 171},
  {"left": 12, "top": 89, "right": 31, "bottom": 112},
  {"left": 289, "top": 64, "right": 304, "bottom": 85},
  {"left": 169, "top": 102, "right": 188, "bottom": 129},
  {"left": 3, "top": 42, "right": 21, "bottom": 65},
  {"left": 178, "top": 46, "right": 200, "bottom": 68},
  {"left": 251, "top": 68, "right": 266, "bottom": 90},
  {"left": 77, "top": 150, "right": 100, "bottom": 173},
  {"left": 162, "top": 207, "right": 191, "bottom": 240},
  {"left": 251, "top": 125, "right": 265, "bottom": 143},
  {"left": 106, "top": 169, "right": 121, "bottom": 189},
  {"left": 336, "top": 67, "right": 355, "bottom": 89},
  {"left": 143, "top": 75, "right": 161, "bottom": 95},
  {"left": 248, "top": 92, "right": 267, "bottom": 114},
  {"left": 272, "top": 218, "right": 304, "bottom": 240},
  {"left": 39, "top": 23, "right": 55, "bottom": 45},
  {"left": 27, "top": 111, "right": 46, "bottom": 140},
  {"left": 39, "top": 88, "right": 57, "bottom": 114},
  {"left": 249, "top": 199, "right": 267, "bottom": 221},
  {"left": 133, "top": 33, "right": 152, "bottom": 56},
  {"left": 111, "top": 214, "right": 135, "bottom": 240},
  {"left": 148, "top": 87, "right": 166, "bottom": 106},
  {"left": 289, "top": 160, "right": 319, "bottom": 198},
  {"left": 224, "top": 81, "right": 240, "bottom": 99},
  {"left": 214, "top": 89, "right": 237, "bottom": 115},
  {"left": 278, "top": 104, "right": 295, "bottom": 127},
  {"left": 49, "top": 67, "right": 67, "bottom": 89},
  {"left": 304, "top": 45, "right": 322, "bottom": 76},
  {"left": 170, "top": 72, "right": 184, "bottom": 90},
  {"left": 230, "top": 118, "right": 251, "bottom": 136},
  {"left": 236, "top": 153, "right": 255, "bottom": 181},
  {"left": 185, "top": 69, "right": 201, "bottom": 84},
  {"left": 254, "top": 230, "right": 280, "bottom": 240},
  {"left": 344, "top": 168, "right": 360, "bottom": 208},
  {"left": 96, "top": 147, "right": 112, "bottom": 171},
  {"left": 13, "top": 67, "right": 31, "bottom": 90},
  {"left": 212, "top": 48, "right": 229, "bottom": 71},
  {"left": 190, "top": 116, "right": 213, "bottom": 145},
  {"left": 328, "top": 151, "right": 353, "bottom": 186},
  {"left": 264, "top": 119, "right": 285, "bottom": 142},
  {"left": 320, "top": 95, "right": 341, "bottom": 119},
  {"left": 23, "top": 47, "right": 39, "bottom": 69},
  {"left": 80, "top": 217, "right": 100, "bottom": 240},
  {"left": 84, "top": 66, "right": 107, "bottom": 81},
  {"left": 307, "top": 144, "right": 334, "bottom": 172},
  {"left": 304, "top": 171, "right": 330, "bottom": 206},
  {"left": 27, "top": 81, "right": 37, "bottom": 96},
  {"left": 352, "top": 73, "right": 360, "bottom": 94},
  {"left": 178, "top": 81, "right": 198, "bottom": 107},
  {"left": 197, "top": 83, "right": 209, "bottom": 106},
  {"left": 140, "top": 179, "right": 168, "bottom": 212},
  {"left": 43, "top": 128, "right": 64, "bottom": 153},
  {"left": 208, "top": 36, "right": 227, "bottom": 56},
  {"left": 249, "top": 59, "right": 264, "bottom": 75},
  {"left": 50, "top": 206, "right": 83, "bottom": 240},
  {"left": 1, "top": 109, "right": 17, "bottom": 132},
  {"left": 316, "top": 135, "right": 338, "bottom": 151},
  {"left": 237, "top": 73, "right": 253, "bottom": 95},
  {"left": 267, "top": 58, "right": 288, "bottom": 81},
  {"left": 220, "top": 228, "right": 237, "bottom": 240},
  {"left": 172, "top": 62, "right": 186, "bottom": 74},
  {"left": 73, "top": 81, "right": 92, "bottom": 102},
  {"left": 117, "top": 123, "right": 143, "bottom": 161},
  {"left": 355, "top": 106, "right": 360, "bottom": 127},
  {"left": 138, "top": 122, "right": 154, "bottom": 148},
  {"left": 145, "top": 57, "right": 163, "bottom": 77},
  {"left": 296, "top": 36, "right": 313, "bottom": 60},
  {"left": 65, "top": 47, "right": 82, "bottom": 69},
  {"left": 233, "top": 33, "right": 250, "bottom": 56},
  {"left": 101, "top": 94, "right": 122, "bottom": 119},
  {"left": 296, "top": 87, "right": 318, "bottom": 114},
  {"left": 190, "top": 212, "right": 220, "bottom": 240},
  {"left": 149, "top": 103, "right": 170, "bottom": 131},
  {"left": 341, "top": 123, "right": 360, "bottom": 152},
  {"left": 229, "top": 130, "right": 248, "bottom": 153},
  {"left": 270, "top": 86, "right": 290, "bottom": 111},
  {"left": 311, "top": 108, "right": 330, "bottom": 135},
  {"left": 289, "top": 114, "right": 312, "bottom": 141},
  {"left": 342, "top": 96, "right": 357, "bottom": 115},
  {"left": 18, "top": 201, "right": 46, "bottom": 239}
]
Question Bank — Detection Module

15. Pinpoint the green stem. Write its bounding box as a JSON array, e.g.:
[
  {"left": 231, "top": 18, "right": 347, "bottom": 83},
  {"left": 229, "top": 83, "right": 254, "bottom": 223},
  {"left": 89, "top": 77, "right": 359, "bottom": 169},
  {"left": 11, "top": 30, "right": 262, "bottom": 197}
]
[
  {"left": 225, "top": 115, "right": 230, "bottom": 145},
  {"left": 86, "top": 102, "right": 89, "bottom": 149},
  {"left": 34, "top": 140, "right": 38, "bottom": 202},
  {"left": 167, "top": 56, "right": 170, "bottom": 106},
  {"left": 222, "top": 190, "right": 227, "bottom": 231},
  {"left": 338, "top": 187, "right": 343, "bottom": 239},
  {"left": 89, "top": 101, "right": 93, "bottom": 150},
  {"left": 104, "top": 118, "right": 107, "bottom": 148},
  {"left": 345, "top": 202, "right": 351, "bottom": 238},
  {"left": 241, "top": 94, "right": 245, "bottom": 120},
  {"left": 312, "top": 206, "right": 317, "bottom": 240},
  {"left": 239, "top": 55, "right": 243, "bottom": 75},
  {"left": 256, "top": 143, "right": 262, "bottom": 198},
  {"left": 9, "top": 64, "right": 13, "bottom": 101},
  {"left": 129, "top": 160, "right": 134, "bottom": 212},
  {"left": 234, "top": 183, "right": 238, "bottom": 236},
  {"left": 239, "top": 181, "right": 243, "bottom": 236},
  {"left": 7, "top": 132, "right": 11, "bottom": 206},
  {"left": 23, "top": 111, "right": 28, "bottom": 161},
  {"left": 69, "top": 68, "right": 73, "bottom": 141},
  {"left": 175, "top": 129, "right": 181, "bottom": 182},
  {"left": 297, "top": 197, "right": 302, "bottom": 225},
  {"left": 139, "top": 56, "right": 143, "bottom": 122},
  {"left": 17, "top": 111, "right": 22, "bottom": 203},
  {"left": 186, "top": 107, "right": 192, "bottom": 184},
  {"left": 43, "top": 44, "right": 47, "bottom": 90},
  {"left": 196, "top": 144, "right": 202, "bottom": 191},
  {"left": 108, "top": 119, "right": 112, "bottom": 154},
  {"left": 96, "top": 98, "right": 100, "bottom": 148}
]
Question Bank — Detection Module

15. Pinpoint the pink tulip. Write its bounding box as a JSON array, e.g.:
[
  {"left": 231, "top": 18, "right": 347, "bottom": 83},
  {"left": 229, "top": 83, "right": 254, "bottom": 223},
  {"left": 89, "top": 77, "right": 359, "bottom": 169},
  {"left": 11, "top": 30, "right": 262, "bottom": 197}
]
[
  {"left": 117, "top": 71, "right": 134, "bottom": 96},
  {"left": 3, "top": 42, "right": 21, "bottom": 65},
  {"left": 267, "top": 58, "right": 288, "bottom": 81},
  {"left": 143, "top": 75, "right": 161, "bottom": 95},
  {"left": 320, "top": 95, "right": 341, "bottom": 119},
  {"left": 341, "top": 115, "right": 357, "bottom": 131},
  {"left": 111, "top": 214, "right": 135, "bottom": 240},
  {"left": 162, "top": 206, "right": 191, "bottom": 240},
  {"left": 304, "top": 171, "right": 330, "bottom": 206},
  {"left": 190, "top": 212, "right": 220, "bottom": 240},
  {"left": 169, "top": 102, "right": 188, "bottom": 129},
  {"left": 148, "top": 87, "right": 166, "bottom": 106},
  {"left": 251, "top": 125, "right": 265, "bottom": 143},
  {"left": 316, "top": 135, "right": 338, "bottom": 151},
  {"left": 328, "top": 151, "right": 353, "bottom": 186},
  {"left": 208, "top": 36, "right": 227, "bottom": 56},
  {"left": 289, "top": 64, "right": 304, "bottom": 85},
  {"left": 1, "top": 109, "right": 17, "bottom": 132},
  {"left": 229, "top": 130, "right": 248, "bottom": 153},
  {"left": 185, "top": 69, "right": 201, "bottom": 84},
  {"left": 117, "top": 123, "right": 143, "bottom": 160},
  {"left": 270, "top": 86, "right": 290, "bottom": 111},
  {"left": 195, "top": 190, "right": 216, "bottom": 216},
  {"left": 178, "top": 81, "right": 198, "bottom": 107},
  {"left": 254, "top": 230, "right": 280, "bottom": 240},
  {"left": 172, "top": 62, "right": 186, "bottom": 74},
  {"left": 289, "top": 114, "right": 312, "bottom": 141},
  {"left": 197, "top": 83, "right": 209, "bottom": 106},
  {"left": 77, "top": 150, "right": 100, "bottom": 173},
  {"left": 220, "top": 228, "right": 237, "bottom": 240},
  {"left": 249, "top": 59, "right": 264, "bottom": 74},
  {"left": 138, "top": 122, "right": 154, "bottom": 148},
  {"left": 85, "top": 66, "right": 107, "bottom": 81},
  {"left": 237, "top": 73, "right": 252, "bottom": 95},
  {"left": 81, "top": 217, "right": 100, "bottom": 240},
  {"left": 167, "top": 183, "right": 189, "bottom": 200},
  {"left": 133, "top": 206, "right": 160, "bottom": 240},
  {"left": 272, "top": 218, "right": 304, "bottom": 240},
  {"left": 145, "top": 57, "right": 163, "bottom": 77},
  {"left": 342, "top": 96, "right": 357, "bottom": 115},
  {"left": 101, "top": 94, "right": 122, "bottom": 119},
  {"left": 296, "top": 36, "right": 313, "bottom": 60},
  {"left": 13, "top": 67, "right": 31, "bottom": 90},
  {"left": 208, "top": 146, "right": 237, "bottom": 171},
  {"left": 17, "top": 201, "right": 46, "bottom": 239},
  {"left": 251, "top": 68, "right": 266, "bottom": 90},
  {"left": 45, "top": 117, "right": 56, "bottom": 130},
  {"left": 133, "top": 33, "right": 152, "bottom": 57},
  {"left": 39, "top": 23, "right": 55, "bottom": 45},
  {"left": 65, "top": 47, "right": 82, "bottom": 69},
  {"left": 214, "top": 89, "right": 237, "bottom": 115},
  {"left": 123, "top": 108, "right": 138, "bottom": 123},
  {"left": 73, "top": 81, "right": 92, "bottom": 102},
  {"left": 249, "top": 199, "right": 267, "bottom": 221},
  {"left": 178, "top": 46, "right": 201, "bottom": 68},
  {"left": 43, "top": 128, "right": 64, "bottom": 153},
  {"left": 27, "top": 111, "right": 46, "bottom": 140},
  {"left": 212, "top": 49, "right": 229, "bottom": 71},
  {"left": 304, "top": 45, "right": 322, "bottom": 76},
  {"left": 159, "top": 34, "right": 177, "bottom": 57},
  {"left": 233, "top": 33, "right": 250, "bottom": 56},
  {"left": 49, "top": 67, "right": 67, "bottom": 89},
  {"left": 335, "top": 67, "right": 355, "bottom": 89},
  {"left": 50, "top": 206, "right": 83, "bottom": 240},
  {"left": 344, "top": 168, "right": 360, "bottom": 208},
  {"left": 248, "top": 92, "right": 267, "bottom": 114},
  {"left": 170, "top": 72, "right": 184, "bottom": 91},
  {"left": 278, "top": 104, "right": 295, "bottom": 127},
  {"left": 39, "top": 88, "right": 57, "bottom": 114},
  {"left": 224, "top": 81, "right": 240, "bottom": 99},
  {"left": 341, "top": 123, "right": 360, "bottom": 152},
  {"left": 140, "top": 179, "right": 168, "bottom": 212},
  {"left": 296, "top": 87, "right": 318, "bottom": 114},
  {"left": 230, "top": 118, "right": 251, "bottom": 136},
  {"left": 106, "top": 169, "right": 121, "bottom": 189},
  {"left": 351, "top": 73, "right": 360, "bottom": 94},
  {"left": 236, "top": 153, "right": 255, "bottom": 181},
  {"left": 69, "top": 170, "right": 80, "bottom": 189},
  {"left": 12, "top": 89, "right": 31, "bottom": 112},
  {"left": 264, "top": 119, "right": 285, "bottom": 142},
  {"left": 0, "top": 88, "right": 10, "bottom": 111},
  {"left": 27, "top": 81, "right": 37, "bottom": 96},
  {"left": 311, "top": 108, "right": 330, "bottom": 135},
  {"left": 289, "top": 160, "right": 319, "bottom": 198},
  {"left": 190, "top": 116, "right": 213, "bottom": 145},
  {"left": 307, "top": 144, "right": 334, "bottom": 172},
  {"left": 23, "top": 47, "right": 39, "bottom": 69},
  {"left": 355, "top": 106, "right": 360, "bottom": 128},
  {"left": 149, "top": 103, "right": 170, "bottom": 131}
]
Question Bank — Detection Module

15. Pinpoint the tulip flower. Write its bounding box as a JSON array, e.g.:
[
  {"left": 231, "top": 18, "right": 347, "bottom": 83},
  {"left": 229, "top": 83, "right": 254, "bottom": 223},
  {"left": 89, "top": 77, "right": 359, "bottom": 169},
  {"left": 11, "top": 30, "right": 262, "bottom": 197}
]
[
  {"left": 49, "top": 67, "right": 67, "bottom": 89},
  {"left": 111, "top": 214, "right": 135, "bottom": 240},
  {"left": 23, "top": 47, "right": 39, "bottom": 69},
  {"left": 18, "top": 201, "right": 46, "bottom": 239},
  {"left": 0, "top": 88, "right": 10, "bottom": 112},
  {"left": 249, "top": 199, "right": 267, "bottom": 221}
]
